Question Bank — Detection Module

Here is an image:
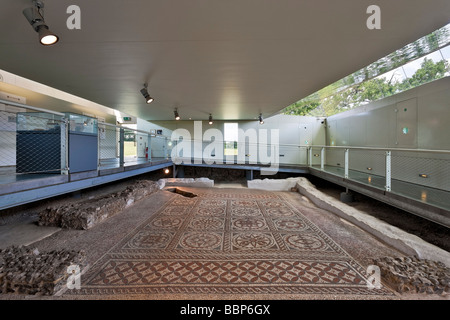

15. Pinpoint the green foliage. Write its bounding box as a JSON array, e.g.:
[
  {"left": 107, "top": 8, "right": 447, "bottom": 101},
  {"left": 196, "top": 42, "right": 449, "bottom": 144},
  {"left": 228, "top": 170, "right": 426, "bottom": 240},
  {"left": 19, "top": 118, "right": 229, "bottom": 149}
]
[
  {"left": 283, "top": 25, "right": 450, "bottom": 118},
  {"left": 284, "top": 100, "right": 320, "bottom": 116},
  {"left": 284, "top": 57, "right": 450, "bottom": 117},
  {"left": 400, "top": 58, "right": 449, "bottom": 90}
]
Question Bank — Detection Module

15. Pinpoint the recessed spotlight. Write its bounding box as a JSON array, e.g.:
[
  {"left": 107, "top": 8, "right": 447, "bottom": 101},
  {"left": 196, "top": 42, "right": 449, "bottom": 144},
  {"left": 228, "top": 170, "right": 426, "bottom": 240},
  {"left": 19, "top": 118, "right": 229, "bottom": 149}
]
[{"left": 421, "top": 191, "right": 427, "bottom": 202}]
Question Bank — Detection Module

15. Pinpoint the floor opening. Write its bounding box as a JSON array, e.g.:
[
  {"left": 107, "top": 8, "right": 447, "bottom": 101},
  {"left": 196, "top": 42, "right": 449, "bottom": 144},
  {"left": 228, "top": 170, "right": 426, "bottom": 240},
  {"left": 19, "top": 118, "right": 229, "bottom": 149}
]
[{"left": 166, "top": 187, "right": 197, "bottom": 198}]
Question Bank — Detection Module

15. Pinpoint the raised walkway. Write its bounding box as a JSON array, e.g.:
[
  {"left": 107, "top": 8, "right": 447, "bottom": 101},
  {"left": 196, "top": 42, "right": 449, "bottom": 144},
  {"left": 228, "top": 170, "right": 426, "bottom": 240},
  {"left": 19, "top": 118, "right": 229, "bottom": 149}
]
[{"left": 1, "top": 160, "right": 449, "bottom": 229}]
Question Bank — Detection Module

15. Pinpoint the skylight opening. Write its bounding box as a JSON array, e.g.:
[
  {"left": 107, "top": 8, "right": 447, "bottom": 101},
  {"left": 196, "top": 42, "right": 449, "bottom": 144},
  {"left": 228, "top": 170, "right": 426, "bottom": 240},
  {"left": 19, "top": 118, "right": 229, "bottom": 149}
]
[{"left": 284, "top": 23, "right": 450, "bottom": 117}]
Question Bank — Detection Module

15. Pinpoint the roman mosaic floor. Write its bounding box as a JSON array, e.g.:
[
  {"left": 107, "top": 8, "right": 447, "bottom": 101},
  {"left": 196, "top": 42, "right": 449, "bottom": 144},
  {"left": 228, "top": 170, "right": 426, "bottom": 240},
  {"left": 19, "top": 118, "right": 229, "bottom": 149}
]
[{"left": 58, "top": 187, "right": 399, "bottom": 299}]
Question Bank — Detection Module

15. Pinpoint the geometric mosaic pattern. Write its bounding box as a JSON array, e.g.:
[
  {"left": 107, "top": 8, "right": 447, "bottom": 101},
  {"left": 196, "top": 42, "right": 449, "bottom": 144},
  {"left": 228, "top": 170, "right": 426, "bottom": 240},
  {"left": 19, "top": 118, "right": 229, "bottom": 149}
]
[{"left": 71, "top": 189, "right": 394, "bottom": 297}]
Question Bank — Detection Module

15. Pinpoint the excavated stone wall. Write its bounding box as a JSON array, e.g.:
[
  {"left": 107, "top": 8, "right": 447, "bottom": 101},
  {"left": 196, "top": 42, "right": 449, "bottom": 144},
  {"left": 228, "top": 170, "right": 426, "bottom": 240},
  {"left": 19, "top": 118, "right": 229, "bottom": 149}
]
[
  {"left": 373, "top": 256, "right": 450, "bottom": 295},
  {"left": 39, "top": 180, "right": 160, "bottom": 230},
  {"left": 182, "top": 166, "right": 301, "bottom": 181},
  {"left": 0, "top": 246, "right": 86, "bottom": 296},
  {"left": 183, "top": 167, "right": 246, "bottom": 181}
]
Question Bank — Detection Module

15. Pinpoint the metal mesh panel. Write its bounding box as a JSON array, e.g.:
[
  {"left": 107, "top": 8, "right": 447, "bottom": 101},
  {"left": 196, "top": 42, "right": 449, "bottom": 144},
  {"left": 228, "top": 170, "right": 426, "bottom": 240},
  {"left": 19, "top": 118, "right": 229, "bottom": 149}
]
[
  {"left": 324, "top": 148, "right": 345, "bottom": 169},
  {"left": 123, "top": 129, "right": 137, "bottom": 164},
  {"left": 0, "top": 110, "right": 16, "bottom": 171},
  {"left": 99, "top": 126, "right": 162, "bottom": 168},
  {"left": 0, "top": 110, "right": 67, "bottom": 175},
  {"left": 121, "top": 129, "right": 155, "bottom": 165},
  {"left": 99, "top": 125, "right": 118, "bottom": 161},
  {"left": 151, "top": 135, "right": 169, "bottom": 160},
  {"left": 392, "top": 151, "right": 450, "bottom": 191},
  {"left": 348, "top": 149, "right": 386, "bottom": 176},
  {"left": 310, "top": 147, "right": 323, "bottom": 167},
  {"left": 166, "top": 137, "right": 173, "bottom": 160},
  {"left": 169, "top": 138, "right": 304, "bottom": 166},
  {"left": 279, "top": 145, "right": 307, "bottom": 165},
  {"left": 347, "top": 149, "right": 386, "bottom": 189}
]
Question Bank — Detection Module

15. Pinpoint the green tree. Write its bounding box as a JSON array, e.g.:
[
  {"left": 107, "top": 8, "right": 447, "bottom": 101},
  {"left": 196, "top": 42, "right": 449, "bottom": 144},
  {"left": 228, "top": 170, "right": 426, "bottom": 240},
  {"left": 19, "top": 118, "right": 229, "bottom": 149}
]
[
  {"left": 400, "top": 58, "right": 449, "bottom": 91},
  {"left": 284, "top": 56, "right": 449, "bottom": 117},
  {"left": 352, "top": 77, "right": 398, "bottom": 103},
  {"left": 284, "top": 99, "right": 320, "bottom": 116}
]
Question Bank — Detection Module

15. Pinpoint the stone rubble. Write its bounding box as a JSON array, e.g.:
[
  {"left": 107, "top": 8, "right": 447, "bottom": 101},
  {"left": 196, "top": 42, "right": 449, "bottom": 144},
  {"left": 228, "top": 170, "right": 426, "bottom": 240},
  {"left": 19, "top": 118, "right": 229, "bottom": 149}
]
[
  {"left": 39, "top": 180, "right": 160, "bottom": 230},
  {"left": 0, "top": 245, "right": 86, "bottom": 296},
  {"left": 372, "top": 256, "right": 450, "bottom": 295}
]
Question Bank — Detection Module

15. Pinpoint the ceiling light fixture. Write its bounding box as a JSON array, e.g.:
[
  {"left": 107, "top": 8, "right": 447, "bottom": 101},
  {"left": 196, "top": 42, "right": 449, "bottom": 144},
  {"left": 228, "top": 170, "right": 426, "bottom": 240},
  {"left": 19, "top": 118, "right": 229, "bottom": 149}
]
[
  {"left": 259, "top": 114, "right": 264, "bottom": 125},
  {"left": 174, "top": 109, "right": 180, "bottom": 120},
  {"left": 140, "top": 83, "right": 153, "bottom": 104},
  {"left": 23, "top": 0, "right": 59, "bottom": 46},
  {"left": 208, "top": 114, "right": 213, "bottom": 125}
]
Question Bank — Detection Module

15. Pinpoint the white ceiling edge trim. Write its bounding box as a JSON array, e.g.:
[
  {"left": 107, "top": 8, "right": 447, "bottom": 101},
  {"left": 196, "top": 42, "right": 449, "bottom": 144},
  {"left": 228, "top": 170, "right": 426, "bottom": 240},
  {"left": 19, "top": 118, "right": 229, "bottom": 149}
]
[{"left": 0, "top": 68, "right": 120, "bottom": 118}]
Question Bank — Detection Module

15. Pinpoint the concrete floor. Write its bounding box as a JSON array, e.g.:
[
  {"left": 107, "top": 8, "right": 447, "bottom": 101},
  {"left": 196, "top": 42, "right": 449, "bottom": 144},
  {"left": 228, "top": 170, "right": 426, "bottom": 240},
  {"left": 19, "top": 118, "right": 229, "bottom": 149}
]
[
  {"left": 0, "top": 179, "right": 448, "bottom": 301},
  {"left": 0, "top": 216, "right": 60, "bottom": 249}
]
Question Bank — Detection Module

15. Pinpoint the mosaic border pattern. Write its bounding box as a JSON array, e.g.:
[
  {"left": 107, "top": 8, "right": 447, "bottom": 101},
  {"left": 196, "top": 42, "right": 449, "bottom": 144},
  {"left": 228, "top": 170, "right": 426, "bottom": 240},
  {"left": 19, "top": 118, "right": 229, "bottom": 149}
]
[{"left": 71, "top": 190, "right": 393, "bottom": 297}]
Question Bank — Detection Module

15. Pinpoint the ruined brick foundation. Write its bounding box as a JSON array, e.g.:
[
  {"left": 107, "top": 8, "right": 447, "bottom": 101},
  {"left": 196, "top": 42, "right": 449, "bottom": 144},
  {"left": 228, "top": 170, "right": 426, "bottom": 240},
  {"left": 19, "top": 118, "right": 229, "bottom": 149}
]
[
  {"left": 39, "top": 180, "right": 160, "bottom": 230},
  {"left": 0, "top": 246, "right": 86, "bottom": 296},
  {"left": 373, "top": 256, "right": 450, "bottom": 295}
]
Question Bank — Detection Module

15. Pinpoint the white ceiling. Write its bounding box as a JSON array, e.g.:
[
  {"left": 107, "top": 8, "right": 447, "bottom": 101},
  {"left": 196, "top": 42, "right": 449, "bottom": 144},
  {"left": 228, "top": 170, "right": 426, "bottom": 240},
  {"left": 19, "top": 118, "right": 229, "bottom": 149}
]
[{"left": 1, "top": 0, "right": 450, "bottom": 121}]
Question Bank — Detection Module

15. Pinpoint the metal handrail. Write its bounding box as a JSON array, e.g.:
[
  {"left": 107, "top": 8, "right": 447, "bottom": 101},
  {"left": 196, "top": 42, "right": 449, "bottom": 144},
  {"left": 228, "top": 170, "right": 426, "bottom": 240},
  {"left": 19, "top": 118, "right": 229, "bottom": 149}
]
[
  {"left": 169, "top": 138, "right": 308, "bottom": 149},
  {"left": 99, "top": 121, "right": 171, "bottom": 139},
  {"left": 0, "top": 99, "right": 65, "bottom": 117},
  {"left": 310, "top": 145, "right": 450, "bottom": 155}
]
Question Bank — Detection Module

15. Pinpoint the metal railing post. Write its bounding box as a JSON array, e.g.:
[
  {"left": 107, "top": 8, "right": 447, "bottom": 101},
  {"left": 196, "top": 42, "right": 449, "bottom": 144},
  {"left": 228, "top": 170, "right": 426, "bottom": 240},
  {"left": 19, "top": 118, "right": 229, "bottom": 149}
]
[
  {"left": 147, "top": 134, "right": 152, "bottom": 162},
  {"left": 163, "top": 137, "right": 167, "bottom": 160},
  {"left": 119, "top": 128, "right": 125, "bottom": 167},
  {"left": 97, "top": 126, "right": 100, "bottom": 170},
  {"left": 62, "top": 117, "right": 69, "bottom": 175},
  {"left": 344, "top": 149, "right": 349, "bottom": 179},
  {"left": 385, "top": 151, "right": 391, "bottom": 192},
  {"left": 321, "top": 147, "right": 325, "bottom": 170},
  {"left": 308, "top": 147, "right": 312, "bottom": 167}
]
